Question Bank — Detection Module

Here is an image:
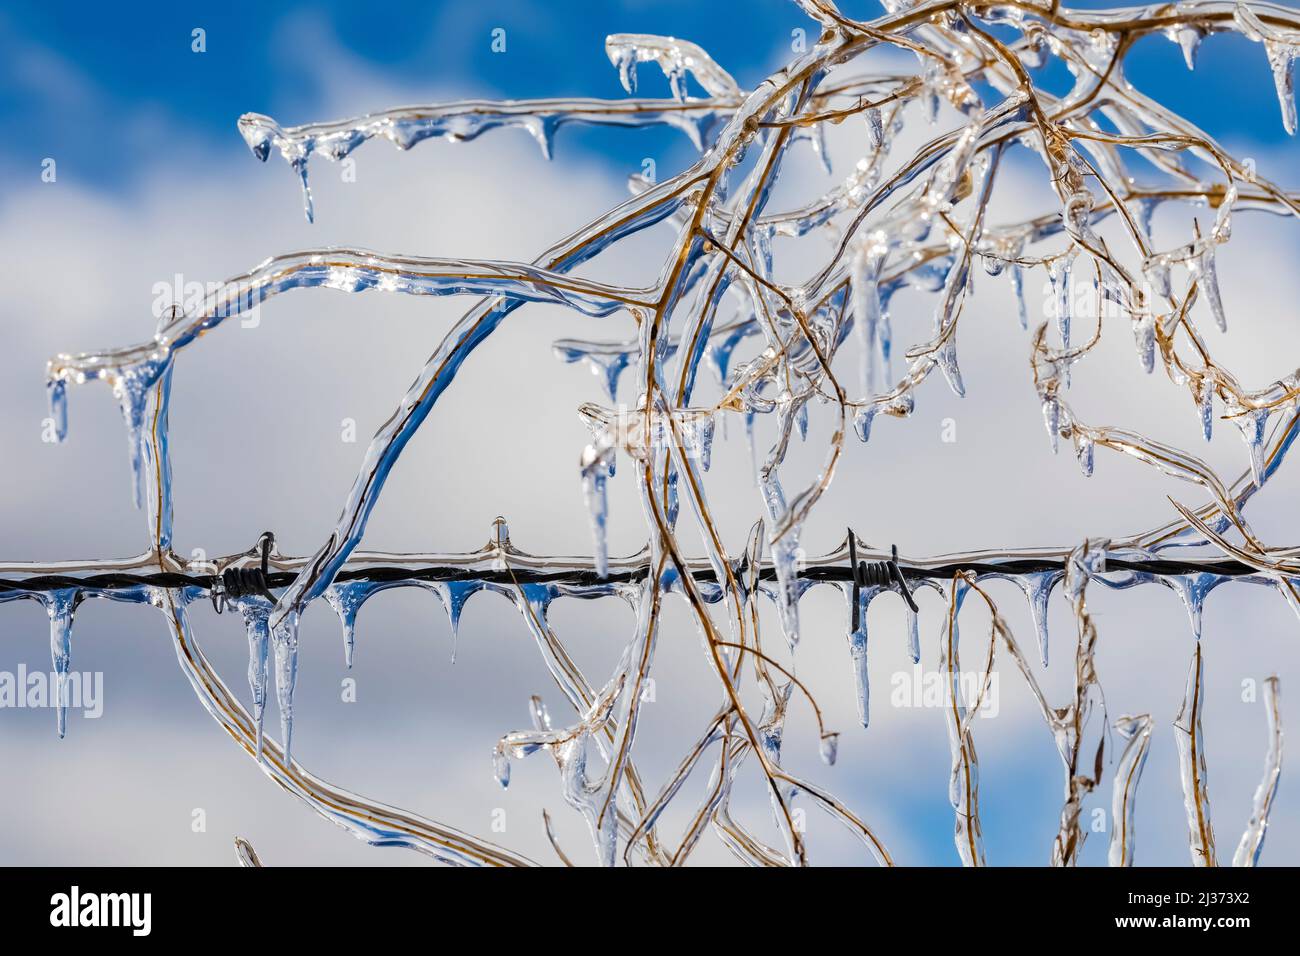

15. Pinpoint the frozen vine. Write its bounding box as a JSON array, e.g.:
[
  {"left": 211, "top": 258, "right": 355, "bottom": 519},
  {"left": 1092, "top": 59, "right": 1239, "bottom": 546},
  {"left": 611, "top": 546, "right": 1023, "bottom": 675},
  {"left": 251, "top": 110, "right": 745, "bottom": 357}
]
[{"left": 7, "top": 0, "right": 1300, "bottom": 865}]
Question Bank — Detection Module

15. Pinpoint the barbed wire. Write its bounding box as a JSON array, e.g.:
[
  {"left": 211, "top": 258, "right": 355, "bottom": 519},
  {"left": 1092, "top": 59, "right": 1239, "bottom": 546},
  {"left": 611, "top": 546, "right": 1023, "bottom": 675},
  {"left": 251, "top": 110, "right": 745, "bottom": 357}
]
[{"left": 0, "top": 546, "right": 1263, "bottom": 596}]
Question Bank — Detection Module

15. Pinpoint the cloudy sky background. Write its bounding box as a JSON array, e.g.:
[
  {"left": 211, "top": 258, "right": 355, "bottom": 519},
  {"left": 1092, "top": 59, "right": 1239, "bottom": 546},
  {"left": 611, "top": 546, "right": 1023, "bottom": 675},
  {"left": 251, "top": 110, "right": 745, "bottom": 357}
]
[{"left": 1, "top": 0, "right": 1299, "bottom": 866}]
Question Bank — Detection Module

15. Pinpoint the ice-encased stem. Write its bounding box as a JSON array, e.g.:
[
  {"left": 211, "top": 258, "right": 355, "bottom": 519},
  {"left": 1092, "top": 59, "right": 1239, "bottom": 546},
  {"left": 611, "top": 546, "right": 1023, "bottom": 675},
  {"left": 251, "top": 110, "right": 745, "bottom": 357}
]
[
  {"left": 1174, "top": 641, "right": 1217, "bottom": 866},
  {"left": 161, "top": 592, "right": 534, "bottom": 865},
  {"left": 940, "top": 578, "right": 984, "bottom": 866},
  {"left": 1232, "top": 675, "right": 1282, "bottom": 866},
  {"left": 1108, "top": 714, "right": 1153, "bottom": 866}
]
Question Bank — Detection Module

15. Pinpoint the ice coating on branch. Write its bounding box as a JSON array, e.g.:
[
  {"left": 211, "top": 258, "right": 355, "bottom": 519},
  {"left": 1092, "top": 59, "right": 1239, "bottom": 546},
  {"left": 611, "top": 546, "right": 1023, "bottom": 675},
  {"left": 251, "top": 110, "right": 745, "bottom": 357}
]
[
  {"left": 605, "top": 35, "right": 741, "bottom": 102},
  {"left": 940, "top": 579, "right": 984, "bottom": 866},
  {"left": 234, "top": 837, "right": 264, "bottom": 867},
  {"left": 494, "top": 669, "right": 626, "bottom": 865},
  {"left": 1174, "top": 642, "right": 1216, "bottom": 866},
  {"left": 30, "top": 1, "right": 1300, "bottom": 868},
  {"left": 1046, "top": 540, "right": 1109, "bottom": 867},
  {"left": 1233, "top": 675, "right": 1282, "bottom": 866},
  {"left": 239, "top": 92, "right": 734, "bottom": 220},
  {"left": 1109, "top": 714, "right": 1153, "bottom": 866}
]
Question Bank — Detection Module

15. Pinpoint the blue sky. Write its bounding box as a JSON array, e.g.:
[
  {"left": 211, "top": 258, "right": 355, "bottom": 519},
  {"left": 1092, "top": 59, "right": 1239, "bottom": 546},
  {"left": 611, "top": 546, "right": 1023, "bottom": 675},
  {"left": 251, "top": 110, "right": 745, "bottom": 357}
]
[{"left": 2, "top": 0, "right": 1295, "bottom": 197}]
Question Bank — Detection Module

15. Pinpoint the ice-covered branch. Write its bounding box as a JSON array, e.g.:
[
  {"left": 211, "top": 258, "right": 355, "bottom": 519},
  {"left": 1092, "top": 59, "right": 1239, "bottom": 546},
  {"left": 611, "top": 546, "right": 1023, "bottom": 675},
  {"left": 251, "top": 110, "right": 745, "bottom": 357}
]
[{"left": 20, "top": 2, "right": 1300, "bottom": 866}]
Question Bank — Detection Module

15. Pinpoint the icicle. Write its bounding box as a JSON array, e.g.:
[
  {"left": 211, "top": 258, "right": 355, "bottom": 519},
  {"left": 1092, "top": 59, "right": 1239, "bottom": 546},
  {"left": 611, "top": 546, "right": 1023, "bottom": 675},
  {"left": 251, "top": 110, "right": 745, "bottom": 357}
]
[
  {"left": 523, "top": 115, "right": 557, "bottom": 161},
  {"left": 1143, "top": 253, "right": 1172, "bottom": 300},
  {"left": 1073, "top": 426, "right": 1094, "bottom": 477},
  {"left": 1267, "top": 41, "right": 1299, "bottom": 135},
  {"left": 430, "top": 580, "right": 481, "bottom": 651},
  {"left": 1239, "top": 3, "right": 1300, "bottom": 134},
  {"left": 770, "top": 529, "right": 803, "bottom": 651},
  {"left": 853, "top": 403, "right": 879, "bottom": 443},
  {"left": 552, "top": 340, "right": 638, "bottom": 403},
  {"left": 46, "top": 380, "right": 67, "bottom": 443},
  {"left": 44, "top": 589, "right": 80, "bottom": 739},
  {"left": 851, "top": 243, "right": 884, "bottom": 394},
  {"left": 664, "top": 454, "right": 680, "bottom": 528},
  {"left": 1166, "top": 572, "right": 1219, "bottom": 641},
  {"left": 907, "top": 604, "right": 920, "bottom": 664},
  {"left": 806, "top": 122, "right": 832, "bottom": 175},
  {"left": 1016, "top": 571, "right": 1056, "bottom": 667},
  {"left": 1233, "top": 676, "right": 1282, "bottom": 866},
  {"left": 819, "top": 732, "right": 840, "bottom": 766},
  {"left": 864, "top": 107, "right": 884, "bottom": 148},
  {"left": 237, "top": 601, "right": 271, "bottom": 758},
  {"left": 691, "top": 413, "right": 716, "bottom": 470},
  {"left": 936, "top": 338, "right": 965, "bottom": 398},
  {"left": 272, "top": 610, "right": 301, "bottom": 765},
  {"left": 1166, "top": 25, "right": 1204, "bottom": 71},
  {"left": 324, "top": 581, "right": 393, "bottom": 669},
  {"left": 846, "top": 585, "right": 880, "bottom": 728},
  {"left": 117, "top": 371, "right": 152, "bottom": 509},
  {"left": 1010, "top": 264, "right": 1028, "bottom": 329},
  {"left": 744, "top": 407, "right": 758, "bottom": 485},
  {"left": 291, "top": 156, "right": 315, "bottom": 223},
  {"left": 1041, "top": 395, "right": 1061, "bottom": 453},
  {"left": 1187, "top": 236, "right": 1227, "bottom": 333},
  {"left": 529, "top": 694, "right": 552, "bottom": 732},
  {"left": 493, "top": 744, "right": 512, "bottom": 789},
  {"left": 878, "top": 309, "right": 893, "bottom": 383},
  {"left": 1232, "top": 406, "right": 1269, "bottom": 486},
  {"left": 612, "top": 43, "right": 637, "bottom": 94},
  {"left": 580, "top": 439, "right": 616, "bottom": 578},
  {"left": 1132, "top": 196, "right": 1158, "bottom": 245},
  {"left": 1133, "top": 310, "right": 1155, "bottom": 374},
  {"left": 1050, "top": 259, "right": 1072, "bottom": 354},
  {"left": 1108, "top": 714, "right": 1153, "bottom": 866},
  {"left": 1197, "top": 372, "right": 1215, "bottom": 441}
]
